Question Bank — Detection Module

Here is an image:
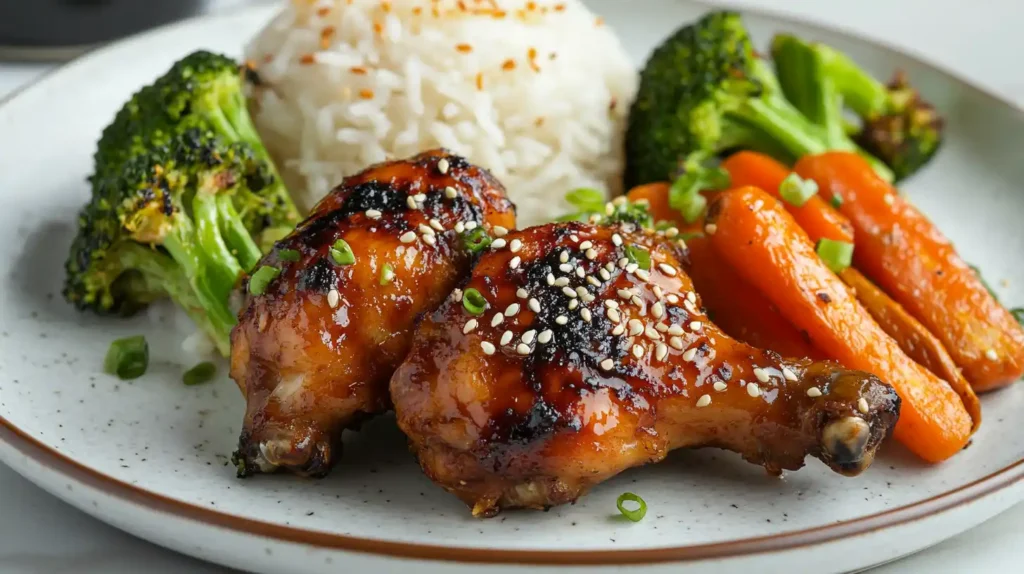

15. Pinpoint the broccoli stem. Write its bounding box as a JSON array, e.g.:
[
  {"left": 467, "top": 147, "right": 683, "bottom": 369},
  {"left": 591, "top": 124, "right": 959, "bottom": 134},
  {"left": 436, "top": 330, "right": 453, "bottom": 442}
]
[
  {"left": 193, "top": 191, "right": 244, "bottom": 288},
  {"left": 216, "top": 194, "right": 263, "bottom": 271}
]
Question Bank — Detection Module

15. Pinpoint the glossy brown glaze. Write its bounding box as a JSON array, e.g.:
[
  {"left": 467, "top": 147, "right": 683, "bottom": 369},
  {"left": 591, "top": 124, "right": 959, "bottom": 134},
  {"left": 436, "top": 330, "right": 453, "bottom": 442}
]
[
  {"left": 391, "top": 222, "right": 900, "bottom": 516},
  {"left": 230, "top": 149, "right": 516, "bottom": 477}
]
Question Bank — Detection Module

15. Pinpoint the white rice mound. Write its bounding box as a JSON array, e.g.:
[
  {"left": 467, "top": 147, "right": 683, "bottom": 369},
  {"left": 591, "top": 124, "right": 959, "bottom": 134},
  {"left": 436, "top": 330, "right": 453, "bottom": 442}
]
[{"left": 245, "top": 0, "right": 637, "bottom": 225}]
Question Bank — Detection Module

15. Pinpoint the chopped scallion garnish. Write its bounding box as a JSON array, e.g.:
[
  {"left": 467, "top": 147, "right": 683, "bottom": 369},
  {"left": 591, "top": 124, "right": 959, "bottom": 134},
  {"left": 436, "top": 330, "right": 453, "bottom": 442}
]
[
  {"left": 816, "top": 239, "right": 854, "bottom": 272},
  {"left": 277, "top": 249, "right": 300, "bottom": 262},
  {"left": 616, "top": 492, "right": 647, "bottom": 522},
  {"left": 380, "top": 264, "right": 395, "bottom": 286},
  {"left": 830, "top": 195, "right": 843, "bottom": 209},
  {"left": 249, "top": 265, "right": 281, "bottom": 296},
  {"left": 462, "top": 288, "right": 487, "bottom": 315},
  {"left": 679, "top": 231, "right": 705, "bottom": 241},
  {"left": 462, "top": 227, "right": 492, "bottom": 253},
  {"left": 104, "top": 335, "right": 149, "bottom": 380},
  {"left": 183, "top": 361, "right": 217, "bottom": 386},
  {"left": 779, "top": 173, "right": 818, "bottom": 207},
  {"left": 329, "top": 239, "right": 355, "bottom": 265},
  {"left": 565, "top": 188, "right": 606, "bottom": 213},
  {"left": 624, "top": 244, "right": 651, "bottom": 270}
]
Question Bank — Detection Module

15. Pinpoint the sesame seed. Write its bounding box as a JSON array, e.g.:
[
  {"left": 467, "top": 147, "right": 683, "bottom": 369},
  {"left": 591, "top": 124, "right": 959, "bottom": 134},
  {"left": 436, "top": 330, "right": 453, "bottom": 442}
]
[
  {"left": 604, "top": 300, "right": 619, "bottom": 309},
  {"left": 667, "top": 324, "right": 684, "bottom": 336},
  {"left": 611, "top": 324, "right": 625, "bottom": 336},
  {"left": 563, "top": 286, "right": 578, "bottom": 298},
  {"left": 445, "top": 186, "right": 458, "bottom": 199},
  {"left": 618, "top": 257, "right": 629, "bottom": 268},
  {"left": 669, "top": 336, "right": 684, "bottom": 350},
  {"left": 585, "top": 248, "right": 598, "bottom": 260},
  {"left": 684, "top": 300, "right": 699, "bottom": 315},
  {"left": 628, "top": 319, "right": 644, "bottom": 336},
  {"left": 667, "top": 294, "right": 680, "bottom": 304},
  {"left": 713, "top": 381, "right": 728, "bottom": 392},
  {"left": 617, "top": 289, "right": 633, "bottom": 300},
  {"left": 655, "top": 322, "right": 668, "bottom": 333},
  {"left": 604, "top": 203, "right": 615, "bottom": 216},
  {"left": 493, "top": 226, "right": 508, "bottom": 237},
  {"left": 687, "top": 292, "right": 697, "bottom": 304},
  {"left": 651, "top": 302, "right": 665, "bottom": 319},
  {"left": 559, "top": 251, "right": 569, "bottom": 263},
  {"left": 406, "top": 196, "right": 419, "bottom": 209},
  {"left": 463, "top": 319, "right": 478, "bottom": 334},
  {"left": 509, "top": 256, "right": 521, "bottom": 269},
  {"left": 605, "top": 262, "right": 616, "bottom": 273},
  {"left": 753, "top": 368, "right": 770, "bottom": 383},
  {"left": 418, "top": 225, "right": 434, "bottom": 236},
  {"left": 491, "top": 313, "right": 504, "bottom": 327},
  {"left": 429, "top": 218, "right": 444, "bottom": 232},
  {"left": 645, "top": 325, "right": 661, "bottom": 340},
  {"left": 883, "top": 194, "right": 894, "bottom": 205},
  {"left": 575, "top": 267, "right": 585, "bottom": 278},
  {"left": 599, "top": 269, "right": 611, "bottom": 281},
  {"left": 612, "top": 234, "right": 623, "bottom": 246},
  {"left": 500, "top": 330, "right": 513, "bottom": 346},
  {"left": 529, "top": 298, "right": 541, "bottom": 312},
  {"left": 587, "top": 276, "right": 602, "bottom": 287},
  {"left": 747, "top": 382, "right": 761, "bottom": 397},
  {"left": 696, "top": 394, "right": 712, "bottom": 408},
  {"left": 522, "top": 330, "right": 537, "bottom": 344},
  {"left": 625, "top": 263, "right": 639, "bottom": 274},
  {"left": 505, "top": 303, "right": 520, "bottom": 316},
  {"left": 551, "top": 277, "right": 568, "bottom": 287},
  {"left": 438, "top": 158, "right": 450, "bottom": 174},
  {"left": 704, "top": 223, "right": 718, "bottom": 235},
  {"left": 783, "top": 367, "right": 798, "bottom": 382},
  {"left": 806, "top": 387, "right": 822, "bottom": 398},
  {"left": 655, "top": 343, "right": 668, "bottom": 361},
  {"left": 570, "top": 234, "right": 580, "bottom": 242},
  {"left": 632, "top": 344, "right": 644, "bottom": 358},
  {"left": 510, "top": 239, "right": 523, "bottom": 253},
  {"left": 581, "top": 308, "right": 593, "bottom": 323},
  {"left": 689, "top": 321, "right": 703, "bottom": 332},
  {"left": 546, "top": 273, "right": 555, "bottom": 286},
  {"left": 559, "top": 263, "right": 573, "bottom": 273},
  {"left": 665, "top": 227, "right": 679, "bottom": 238},
  {"left": 452, "top": 289, "right": 463, "bottom": 302},
  {"left": 575, "top": 286, "right": 589, "bottom": 298},
  {"left": 985, "top": 349, "right": 998, "bottom": 361},
  {"left": 606, "top": 308, "right": 621, "bottom": 323},
  {"left": 399, "top": 231, "right": 417, "bottom": 243},
  {"left": 600, "top": 358, "right": 615, "bottom": 370},
  {"left": 631, "top": 295, "right": 643, "bottom": 307},
  {"left": 682, "top": 347, "right": 697, "bottom": 362},
  {"left": 422, "top": 234, "right": 437, "bottom": 246},
  {"left": 517, "top": 288, "right": 529, "bottom": 299},
  {"left": 635, "top": 269, "right": 651, "bottom": 282},
  {"left": 858, "top": 397, "right": 870, "bottom": 414},
  {"left": 538, "top": 330, "right": 553, "bottom": 344},
  {"left": 454, "top": 221, "right": 466, "bottom": 233},
  {"left": 658, "top": 263, "right": 678, "bottom": 276},
  {"left": 366, "top": 209, "right": 382, "bottom": 219},
  {"left": 652, "top": 285, "right": 664, "bottom": 299},
  {"left": 327, "top": 289, "right": 340, "bottom": 308},
  {"left": 555, "top": 315, "right": 568, "bottom": 325},
  {"left": 568, "top": 299, "right": 580, "bottom": 310},
  {"left": 465, "top": 221, "right": 478, "bottom": 230}
]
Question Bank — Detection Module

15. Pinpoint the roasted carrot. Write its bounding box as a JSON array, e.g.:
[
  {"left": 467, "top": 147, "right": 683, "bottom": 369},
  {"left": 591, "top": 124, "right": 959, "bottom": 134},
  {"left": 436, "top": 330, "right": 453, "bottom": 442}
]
[
  {"left": 796, "top": 152, "right": 1024, "bottom": 391},
  {"left": 721, "top": 151, "right": 854, "bottom": 244},
  {"left": 841, "top": 268, "right": 981, "bottom": 433},
  {"left": 686, "top": 236, "right": 823, "bottom": 359},
  {"left": 706, "top": 186, "right": 974, "bottom": 462}
]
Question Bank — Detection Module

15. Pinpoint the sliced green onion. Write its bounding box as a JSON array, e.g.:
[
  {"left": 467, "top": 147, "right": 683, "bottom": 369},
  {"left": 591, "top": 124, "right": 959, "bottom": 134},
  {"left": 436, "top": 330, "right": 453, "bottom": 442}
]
[
  {"left": 249, "top": 265, "right": 281, "bottom": 296},
  {"left": 380, "top": 264, "right": 395, "bottom": 286},
  {"left": 677, "top": 192, "right": 707, "bottom": 224},
  {"left": 183, "top": 362, "right": 217, "bottom": 386},
  {"left": 104, "top": 335, "right": 149, "bottom": 380},
  {"left": 830, "top": 195, "right": 844, "bottom": 209},
  {"left": 462, "top": 227, "right": 492, "bottom": 253},
  {"left": 779, "top": 173, "right": 818, "bottom": 207},
  {"left": 816, "top": 239, "right": 854, "bottom": 272},
  {"left": 462, "top": 288, "right": 487, "bottom": 315},
  {"left": 277, "top": 249, "right": 300, "bottom": 262},
  {"left": 329, "top": 239, "right": 356, "bottom": 265},
  {"left": 564, "top": 187, "right": 607, "bottom": 213},
  {"left": 616, "top": 492, "right": 647, "bottom": 522},
  {"left": 624, "top": 244, "right": 651, "bottom": 270},
  {"left": 679, "top": 231, "right": 705, "bottom": 241}
]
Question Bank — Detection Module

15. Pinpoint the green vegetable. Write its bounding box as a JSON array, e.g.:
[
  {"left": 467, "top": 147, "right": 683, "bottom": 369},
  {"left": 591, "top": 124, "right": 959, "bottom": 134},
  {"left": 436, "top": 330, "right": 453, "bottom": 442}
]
[
  {"left": 624, "top": 11, "right": 894, "bottom": 190},
  {"left": 771, "top": 34, "right": 941, "bottom": 181},
  {"left": 183, "top": 361, "right": 217, "bottom": 386},
  {"left": 830, "top": 195, "right": 844, "bottom": 209},
  {"left": 816, "top": 239, "right": 854, "bottom": 272},
  {"left": 1011, "top": 308, "right": 1024, "bottom": 326},
  {"left": 249, "top": 265, "right": 281, "bottom": 296},
  {"left": 462, "top": 288, "right": 487, "bottom": 315},
  {"left": 380, "top": 264, "right": 395, "bottom": 286},
  {"left": 565, "top": 188, "right": 607, "bottom": 213},
  {"left": 329, "top": 239, "right": 356, "bottom": 265},
  {"left": 668, "top": 157, "right": 730, "bottom": 224},
  {"left": 616, "top": 492, "right": 648, "bottom": 522},
  {"left": 624, "top": 245, "right": 652, "bottom": 270},
  {"left": 679, "top": 231, "right": 705, "bottom": 241},
  {"left": 63, "top": 51, "right": 300, "bottom": 357},
  {"left": 778, "top": 172, "right": 818, "bottom": 207},
  {"left": 104, "top": 335, "right": 149, "bottom": 380},
  {"left": 462, "top": 227, "right": 492, "bottom": 253},
  {"left": 277, "top": 249, "right": 300, "bottom": 262}
]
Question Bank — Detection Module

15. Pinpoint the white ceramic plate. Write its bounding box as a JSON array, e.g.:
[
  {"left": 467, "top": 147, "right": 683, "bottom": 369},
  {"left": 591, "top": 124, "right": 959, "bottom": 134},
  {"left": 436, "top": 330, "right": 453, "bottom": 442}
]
[{"left": 1, "top": 3, "right": 1023, "bottom": 573}]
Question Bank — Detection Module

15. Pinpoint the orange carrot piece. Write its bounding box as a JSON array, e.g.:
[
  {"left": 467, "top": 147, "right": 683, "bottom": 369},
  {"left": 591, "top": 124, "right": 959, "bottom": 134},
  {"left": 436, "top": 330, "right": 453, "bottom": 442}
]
[
  {"left": 841, "top": 268, "right": 981, "bottom": 433},
  {"left": 625, "top": 183, "right": 704, "bottom": 235},
  {"left": 722, "top": 151, "right": 854, "bottom": 244},
  {"left": 687, "top": 237, "right": 822, "bottom": 359},
  {"left": 706, "top": 186, "right": 973, "bottom": 462},
  {"left": 796, "top": 152, "right": 1024, "bottom": 391}
]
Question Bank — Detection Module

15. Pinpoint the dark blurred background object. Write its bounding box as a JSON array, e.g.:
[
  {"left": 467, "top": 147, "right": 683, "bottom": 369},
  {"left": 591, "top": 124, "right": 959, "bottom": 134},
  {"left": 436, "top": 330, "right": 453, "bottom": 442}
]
[{"left": 0, "top": 0, "right": 211, "bottom": 60}]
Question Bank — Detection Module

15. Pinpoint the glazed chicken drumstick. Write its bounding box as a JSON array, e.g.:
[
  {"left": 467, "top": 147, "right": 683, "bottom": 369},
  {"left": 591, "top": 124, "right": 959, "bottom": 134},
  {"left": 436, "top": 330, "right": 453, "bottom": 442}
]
[
  {"left": 231, "top": 150, "right": 515, "bottom": 477},
  {"left": 391, "top": 222, "right": 900, "bottom": 516}
]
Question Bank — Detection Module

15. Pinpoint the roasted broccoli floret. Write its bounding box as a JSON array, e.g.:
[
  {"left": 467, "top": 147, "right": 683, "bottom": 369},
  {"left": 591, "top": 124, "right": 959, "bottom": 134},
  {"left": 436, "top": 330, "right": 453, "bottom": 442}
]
[
  {"left": 65, "top": 52, "right": 299, "bottom": 355},
  {"left": 624, "top": 11, "right": 892, "bottom": 189},
  {"left": 771, "top": 35, "right": 943, "bottom": 181}
]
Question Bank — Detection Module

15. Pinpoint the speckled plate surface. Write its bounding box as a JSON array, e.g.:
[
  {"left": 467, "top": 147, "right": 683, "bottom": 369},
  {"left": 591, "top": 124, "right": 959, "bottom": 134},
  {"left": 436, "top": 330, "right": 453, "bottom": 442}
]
[{"left": 1, "top": 3, "right": 1023, "bottom": 574}]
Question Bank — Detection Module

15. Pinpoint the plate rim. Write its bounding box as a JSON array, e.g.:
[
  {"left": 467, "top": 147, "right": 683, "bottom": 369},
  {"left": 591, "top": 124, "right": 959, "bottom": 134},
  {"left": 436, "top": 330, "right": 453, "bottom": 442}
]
[{"left": 1, "top": 1, "right": 1023, "bottom": 566}]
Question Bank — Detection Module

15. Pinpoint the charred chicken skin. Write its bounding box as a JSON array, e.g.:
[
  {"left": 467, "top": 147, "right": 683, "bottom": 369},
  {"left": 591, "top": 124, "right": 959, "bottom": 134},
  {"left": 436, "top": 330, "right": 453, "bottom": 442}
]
[
  {"left": 391, "top": 222, "right": 900, "bottom": 516},
  {"left": 231, "top": 150, "right": 515, "bottom": 477}
]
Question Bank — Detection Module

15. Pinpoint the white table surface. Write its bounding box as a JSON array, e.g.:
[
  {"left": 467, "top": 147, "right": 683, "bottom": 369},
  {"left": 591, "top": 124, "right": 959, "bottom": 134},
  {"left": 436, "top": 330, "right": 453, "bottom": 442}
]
[{"left": 1, "top": 1, "right": 1022, "bottom": 572}]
